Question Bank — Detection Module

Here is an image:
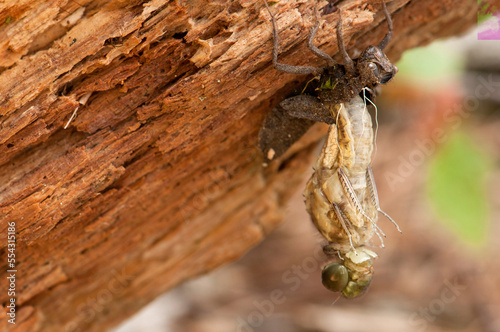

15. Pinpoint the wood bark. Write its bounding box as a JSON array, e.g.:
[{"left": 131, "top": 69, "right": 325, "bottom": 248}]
[{"left": 0, "top": 0, "right": 476, "bottom": 331}]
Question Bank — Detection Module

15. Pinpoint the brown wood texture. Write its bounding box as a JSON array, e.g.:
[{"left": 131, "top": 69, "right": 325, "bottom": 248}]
[{"left": 0, "top": 0, "right": 476, "bottom": 331}]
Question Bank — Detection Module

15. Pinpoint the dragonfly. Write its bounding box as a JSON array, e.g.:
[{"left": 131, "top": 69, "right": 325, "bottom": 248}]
[{"left": 259, "top": 1, "right": 401, "bottom": 298}]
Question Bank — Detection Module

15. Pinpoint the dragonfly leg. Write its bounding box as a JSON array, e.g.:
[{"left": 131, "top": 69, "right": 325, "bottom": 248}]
[
  {"left": 262, "top": 0, "right": 321, "bottom": 75},
  {"left": 337, "top": 168, "right": 374, "bottom": 224},
  {"left": 373, "top": 226, "right": 385, "bottom": 248},
  {"left": 335, "top": 10, "right": 355, "bottom": 74},
  {"left": 378, "top": 1, "right": 393, "bottom": 50},
  {"left": 366, "top": 166, "right": 402, "bottom": 233},
  {"left": 331, "top": 202, "right": 356, "bottom": 252},
  {"left": 307, "top": 8, "right": 336, "bottom": 67},
  {"left": 337, "top": 167, "right": 386, "bottom": 239}
]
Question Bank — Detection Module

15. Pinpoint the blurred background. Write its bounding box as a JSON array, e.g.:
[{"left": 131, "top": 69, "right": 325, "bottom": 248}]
[{"left": 111, "top": 21, "right": 500, "bottom": 332}]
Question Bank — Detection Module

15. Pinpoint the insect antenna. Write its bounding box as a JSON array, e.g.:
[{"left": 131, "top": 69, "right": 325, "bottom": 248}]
[{"left": 378, "top": 1, "right": 393, "bottom": 50}]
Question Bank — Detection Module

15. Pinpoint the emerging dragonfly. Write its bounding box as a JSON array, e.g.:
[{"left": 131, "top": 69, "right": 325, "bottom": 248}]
[{"left": 259, "top": 1, "right": 401, "bottom": 298}]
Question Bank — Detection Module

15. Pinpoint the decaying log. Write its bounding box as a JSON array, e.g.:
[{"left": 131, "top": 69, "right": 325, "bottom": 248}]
[{"left": 0, "top": 0, "right": 476, "bottom": 331}]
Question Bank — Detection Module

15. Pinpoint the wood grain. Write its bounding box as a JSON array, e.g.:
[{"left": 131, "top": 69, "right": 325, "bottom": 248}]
[{"left": 0, "top": 0, "right": 476, "bottom": 331}]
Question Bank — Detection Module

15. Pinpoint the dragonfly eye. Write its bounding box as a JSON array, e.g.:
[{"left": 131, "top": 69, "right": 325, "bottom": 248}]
[
  {"left": 321, "top": 263, "right": 349, "bottom": 292},
  {"left": 367, "top": 62, "right": 381, "bottom": 78}
]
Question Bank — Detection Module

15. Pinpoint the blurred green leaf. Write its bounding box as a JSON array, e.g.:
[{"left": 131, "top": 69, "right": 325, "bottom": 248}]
[
  {"left": 478, "top": 12, "right": 492, "bottom": 25},
  {"left": 396, "top": 42, "right": 463, "bottom": 84},
  {"left": 426, "top": 131, "right": 491, "bottom": 248}
]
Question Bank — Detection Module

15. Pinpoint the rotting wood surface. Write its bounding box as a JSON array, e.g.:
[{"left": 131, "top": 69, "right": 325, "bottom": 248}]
[{"left": 0, "top": 0, "right": 476, "bottom": 331}]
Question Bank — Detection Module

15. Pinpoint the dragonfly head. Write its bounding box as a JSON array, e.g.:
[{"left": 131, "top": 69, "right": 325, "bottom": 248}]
[
  {"left": 357, "top": 46, "right": 398, "bottom": 87},
  {"left": 321, "top": 248, "right": 377, "bottom": 298}
]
